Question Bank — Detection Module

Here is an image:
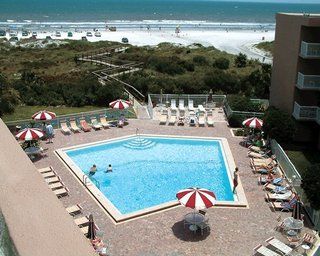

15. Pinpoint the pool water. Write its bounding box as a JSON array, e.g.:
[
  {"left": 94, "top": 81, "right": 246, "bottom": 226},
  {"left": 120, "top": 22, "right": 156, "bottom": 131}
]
[{"left": 66, "top": 136, "right": 234, "bottom": 214}]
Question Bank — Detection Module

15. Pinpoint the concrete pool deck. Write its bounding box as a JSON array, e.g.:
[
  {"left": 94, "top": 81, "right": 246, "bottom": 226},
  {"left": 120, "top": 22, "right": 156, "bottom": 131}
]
[{"left": 34, "top": 119, "right": 296, "bottom": 255}]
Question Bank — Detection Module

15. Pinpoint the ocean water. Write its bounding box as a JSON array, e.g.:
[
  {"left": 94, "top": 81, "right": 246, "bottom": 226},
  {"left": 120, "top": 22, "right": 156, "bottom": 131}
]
[
  {"left": 66, "top": 136, "right": 234, "bottom": 214},
  {"left": 0, "top": 0, "right": 320, "bottom": 26}
]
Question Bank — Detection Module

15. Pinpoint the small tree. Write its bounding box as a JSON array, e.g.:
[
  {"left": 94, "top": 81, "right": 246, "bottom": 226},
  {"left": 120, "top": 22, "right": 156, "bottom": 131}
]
[
  {"left": 262, "top": 107, "right": 296, "bottom": 143},
  {"left": 213, "top": 57, "right": 230, "bottom": 70},
  {"left": 235, "top": 53, "right": 247, "bottom": 68},
  {"left": 301, "top": 164, "right": 320, "bottom": 210}
]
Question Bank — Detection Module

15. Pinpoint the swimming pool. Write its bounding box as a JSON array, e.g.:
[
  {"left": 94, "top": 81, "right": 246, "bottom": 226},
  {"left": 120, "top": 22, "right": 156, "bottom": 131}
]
[{"left": 57, "top": 135, "right": 245, "bottom": 222}]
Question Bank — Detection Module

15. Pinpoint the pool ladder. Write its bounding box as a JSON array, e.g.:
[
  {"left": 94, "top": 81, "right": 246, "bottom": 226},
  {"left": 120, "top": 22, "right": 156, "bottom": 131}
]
[{"left": 83, "top": 175, "right": 100, "bottom": 189}]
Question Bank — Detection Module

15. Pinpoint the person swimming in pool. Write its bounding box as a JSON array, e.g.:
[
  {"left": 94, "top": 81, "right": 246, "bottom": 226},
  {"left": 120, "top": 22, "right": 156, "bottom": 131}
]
[
  {"left": 89, "top": 164, "right": 97, "bottom": 176},
  {"left": 106, "top": 164, "right": 113, "bottom": 173}
]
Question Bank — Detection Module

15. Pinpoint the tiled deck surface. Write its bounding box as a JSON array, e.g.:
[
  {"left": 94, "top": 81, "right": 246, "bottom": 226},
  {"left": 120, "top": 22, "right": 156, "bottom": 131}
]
[{"left": 34, "top": 118, "right": 298, "bottom": 256}]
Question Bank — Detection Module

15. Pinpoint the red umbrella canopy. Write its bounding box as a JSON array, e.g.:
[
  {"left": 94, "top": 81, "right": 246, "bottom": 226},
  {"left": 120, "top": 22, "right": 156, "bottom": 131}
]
[
  {"left": 32, "top": 110, "right": 56, "bottom": 121},
  {"left": 15, "top": 128, "right": 44, "bottom": 141},
  {"left": 176, "top": 187, "right": 216, "bottom": 210},
  {"left": 109, "top": 99, "right": 131, "bottom": 110},
  {"left": 242, "top": 117, "right": 263, "bottom": 129}
]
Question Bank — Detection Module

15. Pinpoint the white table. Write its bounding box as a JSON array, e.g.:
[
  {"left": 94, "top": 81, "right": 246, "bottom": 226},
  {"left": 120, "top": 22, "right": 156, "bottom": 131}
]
[
  {"left": 283, "top": 217, "right": 304, "bottom": 230},
  {"left": 184, "top": 212, "right": 207, "bottom": 233},
  {"left": 301, "top": 244, "right": 310, "bottom": 254}
]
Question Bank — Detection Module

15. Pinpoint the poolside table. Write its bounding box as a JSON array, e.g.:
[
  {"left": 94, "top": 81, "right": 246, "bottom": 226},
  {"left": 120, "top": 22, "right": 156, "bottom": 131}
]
[
  {"left": 24, "top": 146, "right": 43, "bottom": 156},
  {"left": 283, "top": 217, "right": 304, "bottom": 231},
  {"left": 184, "top": 212, "right": 207, "bottom": 232}
]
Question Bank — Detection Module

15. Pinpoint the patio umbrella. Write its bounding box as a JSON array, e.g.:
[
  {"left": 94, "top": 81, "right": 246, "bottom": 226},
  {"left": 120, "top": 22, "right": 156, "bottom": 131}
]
[
  {"left": 292, "top": 200, "right": 302, "bottom": 220},
  {"left": 208, "top": 89, "right": 213, "bottom": 102},
  {"left": 86, "top": 214, "right": 96, "bottom": 240},
  {"left": 109, "top": 99, "right": 131, "bottom": 110},
  {"left": 242, "top": 117, "right": 263, "bottom": 129},
  {"left": 15, "top": 128, "right": 44, "bottom": 141},
  {"left": 32, "top": 110, "right": 56, "bottom": 121},
  {"left": 176, "top": 187, "right": 216, "bottom": 210}
]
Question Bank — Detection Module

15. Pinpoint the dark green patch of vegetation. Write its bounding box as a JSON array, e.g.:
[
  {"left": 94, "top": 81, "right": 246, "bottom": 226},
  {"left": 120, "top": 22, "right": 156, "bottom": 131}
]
[
  {"left": 301, "top": 164, "right": 320, "bottom": 210},
  {"left": 255, "top": 41, "right": 274, "bottom": 56}
]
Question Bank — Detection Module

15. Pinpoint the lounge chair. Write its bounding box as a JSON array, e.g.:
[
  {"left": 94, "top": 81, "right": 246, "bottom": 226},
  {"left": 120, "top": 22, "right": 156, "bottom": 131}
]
[
  {"left": 41, "top": 171, "right": 56, "bottom": 179},
  {"left": 253, "top": 244, "right": 281, "bottom": 256},
  {"left": 263, "top": 183, "right": 290, "bottom": 193},
  {"left": 198, "top": 105, "right": 205, "bottom": 113},
  {"left": 265, "top": 237, "right": 293, "bottom": 256},
  {"left": 248, "top": 151, "right": 271, "bottom": 159},
  {"left": 170, "top": 99, "right": 177, "bottom": 111},
  {"left": 100, "top": 116, "right": 111, "bottom": 129},
  {"left": 80, "top": 120, "right": 91, "bottom": 132},
  {"left": 178, "top": 99, "right": 185, "bottom": 112},
  {"left": 189, "top": 116, "right": 197, "bottom": 126},
  {"left": 54, "top": 187, "right": 69, "bottom": 198},
  {"left": 49, "top": 181, "right": 65, "bottom": 191},
  {"left": 188, "top": 99, "right": 195, "bottom": 111},
  {"left": 37, "top": 166, "right": 53, "bottom": 173},
  {"left": 60, "top": 120, "right": 71, "bottom": 134},
  {"left": 70, "top": 120, "right": 81, "bottom": 133},
  {"left": 198, "top": 113, "right": 206, "bottom": 126},
  {"left": 270, "top": 197, "right": 298, "bottom": 212},
  {"left": 66, "top": 204, "right": 83, "bottom": 216},
  {"left": 207, "top": 111, "right": 214, "bottom": 127},
  {"left": 159, "top": 113, "right": 167, "bottom": 125},
  {"left": 74, "top": 216, "right": 89, "bottom": 227},
  {"left": 264, "top": 191, "right": 293, "bottom": 202},
  {"left": 250, "top": 157, "right": 277, "bottom": 168},
  {"left": 248, "top": 145, "right": 265, "bottom": 153},
  {"left": 168, "top": 113, "right": 176, "bottom": 125},
  {"left": 91, "top": 117, "right": 102, "bottom": 130},
  {"left": 45, "top": 176, "right": 61, "bottom": 184},
  {"left": 258, "top": 176, "right": 283, "bottom": 185}
]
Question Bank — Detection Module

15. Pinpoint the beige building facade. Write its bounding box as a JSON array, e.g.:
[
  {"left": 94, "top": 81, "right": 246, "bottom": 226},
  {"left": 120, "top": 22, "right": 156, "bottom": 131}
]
[{"left": 270, "top": 13, "right": 320, "bottom": 147}]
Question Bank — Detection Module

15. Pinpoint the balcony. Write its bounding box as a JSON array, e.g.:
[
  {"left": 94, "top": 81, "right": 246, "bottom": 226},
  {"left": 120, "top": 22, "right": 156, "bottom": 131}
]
[
  {"left": 300, "top": 41, "right": 320, "bottom": 58},
  {"left": 293, "top": 102, "right": 320, "bottom": 125},
  {"left": 296, "top": 72, "right": 320, "bottom": 90}
]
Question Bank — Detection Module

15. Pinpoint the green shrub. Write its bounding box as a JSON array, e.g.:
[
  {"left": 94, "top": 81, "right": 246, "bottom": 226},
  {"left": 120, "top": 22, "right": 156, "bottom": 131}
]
[
  {"left": 193, "top": 55, "right": 208, "bottom": 65},
  {"left": 227, "top": 95, "right": 264, "bottom": 112},
  {"left": 213, "top": 57, "right": 230, "bottom": 70},
  {"left": 235, "top": 53, "right": 247, "bottom": 68},
  {"left": 262, "top": 107, "right": 296, "bottom": 143},
  {"left": 301, "top": 164, "right": 320, "bottom": 210}
]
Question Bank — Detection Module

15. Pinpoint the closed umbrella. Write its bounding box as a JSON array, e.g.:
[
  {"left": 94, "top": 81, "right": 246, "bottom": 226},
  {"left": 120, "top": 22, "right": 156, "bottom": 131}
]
[
  {"left": 109, "top": 99, "right": 131, "bottom": 110},
  {"left": 292, "top": 200, "right": 302, "bottom": 220},
  {"left": 242, "top": 117, "right": 263, "bottom": 129},
  {"left": 176, "top": 187, "right": 216, "bottom": 210},
  {"left": 32, "top": 110, "right": 56, "bottom": 121},
  {"left": 86, "top": 214, "right": 96, "bottom": 240},
  {"left": 15, "top": 128, "right": 44, "bottom": 141}
]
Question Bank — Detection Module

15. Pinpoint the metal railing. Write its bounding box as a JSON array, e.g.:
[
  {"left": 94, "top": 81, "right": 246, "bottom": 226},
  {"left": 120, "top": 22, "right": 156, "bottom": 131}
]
[
  {"left": 5, "top": 108, "right": 136, "bottom": 131},
  {"left": 292, "top": 102, "right": 320, "bottom": 125},
  {"left": 270, "top": 140, "right": 320, "bottom": 230},
  {"left": 296, "top": 72, "right": 320, "bottom": 90},
  {"left": 300, "top": 41, "right": 320, "bottom": 58},
  {"left": 223, "top": 100, "right": 265, "bottom": 119}
]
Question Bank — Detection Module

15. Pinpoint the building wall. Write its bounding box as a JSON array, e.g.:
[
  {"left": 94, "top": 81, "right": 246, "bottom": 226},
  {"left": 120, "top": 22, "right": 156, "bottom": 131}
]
[{"left": 0, "top": 119, "right": 95, "bottom": 256}]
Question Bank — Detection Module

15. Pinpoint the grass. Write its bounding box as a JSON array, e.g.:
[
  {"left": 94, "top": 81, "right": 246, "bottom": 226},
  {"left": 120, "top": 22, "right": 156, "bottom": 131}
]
[
  {"left": 2, "top": 105, "right": 103, "bottom": 122},
  {"left": 285, "top": 150, "right": 320, "bottom": 176},
  {"left": 254, "top": 41, "right": 274, "bottom": 56}
]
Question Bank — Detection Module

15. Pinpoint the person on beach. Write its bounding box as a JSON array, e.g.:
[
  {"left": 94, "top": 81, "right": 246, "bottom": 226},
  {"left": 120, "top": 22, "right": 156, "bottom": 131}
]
[
  {"left": 89, "top": 164, "right": 97, "bottom": 176},
  {"left": 106, "top": 164, "right": 113, "bottom": 173},
  {"left": 233, "top": 167, "right": 239, "bottom": 193}
]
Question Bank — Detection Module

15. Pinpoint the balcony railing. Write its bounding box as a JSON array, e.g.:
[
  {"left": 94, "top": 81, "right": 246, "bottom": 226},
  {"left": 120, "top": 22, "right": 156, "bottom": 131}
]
[
  {"left": 300, "top": 41, "right": 320, "bottom": 58},
  {"left": 296, "top": 72, "right": 320, "bottom": 90},
  {"left": 293, "top": 102, "right": 320, "bottom": 125}
]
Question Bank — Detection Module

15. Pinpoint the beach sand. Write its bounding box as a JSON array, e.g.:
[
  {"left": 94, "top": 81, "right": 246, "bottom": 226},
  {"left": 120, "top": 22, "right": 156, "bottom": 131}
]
[{"left": 6, "top": 29, "right": 275, "bottom": 62}]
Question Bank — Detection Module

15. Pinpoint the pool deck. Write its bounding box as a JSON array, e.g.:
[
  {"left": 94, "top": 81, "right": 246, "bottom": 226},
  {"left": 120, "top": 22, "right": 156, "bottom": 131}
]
[{"left": 35, "top": 119, "right": 299, "bottom": 256}]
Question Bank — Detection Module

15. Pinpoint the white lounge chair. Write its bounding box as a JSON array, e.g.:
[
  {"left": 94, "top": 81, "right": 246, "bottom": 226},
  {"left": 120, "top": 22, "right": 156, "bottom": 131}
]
[
  {"left": 265, "top": 237, "right": 293, "bottom": 256},
  {"left": 70, "top": 120, "right": 81, "bottom": 133},
  {"left": 178, "top": 99, "right": 185, "bottom": 111},
  {"left": 198, "top": 105, "right": 205, "bottom": 113},
  {"left": 37, "top": 166, "right": 53, "bottom": 173},
  {"left": 198, "top": 114, "right": 206, "bottom": 126},
  {"left": 159, "top": 112, "right": 167, "bottom": 125},
  {"left": 168, "top": 114, "right": 176, "bottom": 125},
  {"left": 188, "top": 99, "right": 195, "bottom": 111},
  {"left": 170, "top": 99, "right": 177, "bottom": 111},
  {"left": 100, "top": 116, "right": 111, "bottom": 129},
  {"left": 60, "top": 120, "right": 71, "bottom": 134},
  {"left": 207, "top": 111, "right": 214, "bottom": 127},
  {"left": 66, "top": 204, "right": 83, "bottom": 216},
  {"left": 253, "top": 244, "right": 281, "bottom": 256},
  {"left": 91, "top": 117, "right": 102, "bottom": 130}
]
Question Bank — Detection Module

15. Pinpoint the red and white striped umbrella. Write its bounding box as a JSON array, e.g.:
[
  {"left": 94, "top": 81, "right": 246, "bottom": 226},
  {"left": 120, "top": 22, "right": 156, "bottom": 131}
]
[
  {"left": 15, "top": 128, "right": 44, "bottom": 141},
  {"left": 32, "top": 110, "right": 56, "bottom": 121},
  {"left": 176, "top": 187, "right": 216, "bottom": 210},
  {"left": 109, "top": 99, "right": 131, "bottom": 110},
  {"left": 242, "top": 117, "right": 263, "bottom": 129}
]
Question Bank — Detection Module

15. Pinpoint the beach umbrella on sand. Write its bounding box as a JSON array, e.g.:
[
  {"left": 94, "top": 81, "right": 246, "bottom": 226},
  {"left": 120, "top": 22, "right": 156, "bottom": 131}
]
[
  {"left": 86, "top": 214, "right": 96, "bottom": 240},
  {"left": 32, "top": 110, "right": 56, "bottom": 121},
  {"left": 176, "top": 187, "right": 216, "bottom": 210},
  {"left": 109, "top": 99, "right": 131, "bottom": 110},
  {"left": 242, "top": 117, "right": 263, "bottom": 129},
  {"left": 292, "top": 200, "right": 302, "bottom": 220},
  {"left": 16, "top": 128, "right": 44, "bottom": 141}
]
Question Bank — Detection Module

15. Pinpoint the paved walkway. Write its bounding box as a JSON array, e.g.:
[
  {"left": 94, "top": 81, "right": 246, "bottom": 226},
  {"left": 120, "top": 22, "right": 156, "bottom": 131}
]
[{"left": 35, "top": 119, "right": 295, "bottom": 256}]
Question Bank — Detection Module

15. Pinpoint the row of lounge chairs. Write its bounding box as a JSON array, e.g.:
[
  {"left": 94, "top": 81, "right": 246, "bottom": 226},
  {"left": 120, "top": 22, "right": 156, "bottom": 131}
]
[
  {"left": 168, "top": 99, "right": 210, "bottom": 112},
  {"left": 159, "top": 108, "right": 215, "bottom": 127},
  {"left": 60, "top": 116, "right": 124, "bottom": 135}
]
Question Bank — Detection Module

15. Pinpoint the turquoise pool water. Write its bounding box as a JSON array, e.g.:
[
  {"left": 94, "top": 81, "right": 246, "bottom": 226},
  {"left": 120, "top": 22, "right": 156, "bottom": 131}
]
[{"left": 66, "top": 136, "right": 234, "bottom": 214}]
